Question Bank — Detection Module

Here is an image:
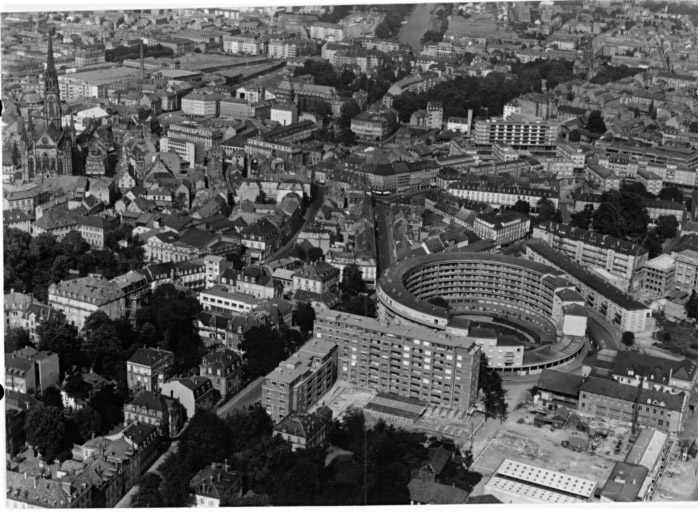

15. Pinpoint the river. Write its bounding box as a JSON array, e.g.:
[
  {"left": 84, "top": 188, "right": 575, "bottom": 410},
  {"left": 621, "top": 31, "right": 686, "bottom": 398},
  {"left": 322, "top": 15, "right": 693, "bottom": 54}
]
[{"left": 398, "top": 3, "right": 435, "bottom": 53}]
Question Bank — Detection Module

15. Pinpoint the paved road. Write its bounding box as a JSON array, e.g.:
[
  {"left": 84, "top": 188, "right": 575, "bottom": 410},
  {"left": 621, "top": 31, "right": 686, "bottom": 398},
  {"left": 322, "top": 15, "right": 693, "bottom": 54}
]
[
  {"left": 216, "top": 376, "right": 265, "bottom": 418},
  {"left": 115, "top": 438, "right": 181, "bottom": 508},
  {"left": 374, "top": 199, "right": 395, "bottom": 276},
  {"left": 587, "top": 311, "right": 621, "bottom": 351},
  {"left": 398, "top": 3, "right": 435, "bottom": 52}
]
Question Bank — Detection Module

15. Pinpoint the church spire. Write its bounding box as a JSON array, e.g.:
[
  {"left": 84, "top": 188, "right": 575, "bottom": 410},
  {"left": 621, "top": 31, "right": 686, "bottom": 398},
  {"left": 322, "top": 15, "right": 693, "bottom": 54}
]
[{"left": 43, "top": 29, "right": 62, "bottom": 125}]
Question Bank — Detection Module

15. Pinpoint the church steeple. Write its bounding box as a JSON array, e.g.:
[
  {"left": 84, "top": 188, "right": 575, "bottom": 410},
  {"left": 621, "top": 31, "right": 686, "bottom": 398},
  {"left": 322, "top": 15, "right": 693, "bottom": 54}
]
[{"left": 43, "top": 29, "right": 62, "bottom": 126}]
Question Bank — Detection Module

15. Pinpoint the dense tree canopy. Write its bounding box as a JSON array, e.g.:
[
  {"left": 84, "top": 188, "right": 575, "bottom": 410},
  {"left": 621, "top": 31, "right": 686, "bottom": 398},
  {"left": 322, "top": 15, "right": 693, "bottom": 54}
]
[
  {"left": 586, "top": 110, "right": 607, "bottom": 134},
  {"left": 478, "top": 354, "right": 508, "bottom": 422},
  {"left": 5, "top": 327, "right": 32, "bottom": 353},
  {"left": 393, "top": 59, "right": 575, "bottom": 122},
  {"left": 135, "top": 284, "right": 205, "bottom": 374},
  {"left": 570, "top": 204, "right": 594, "bottom": 230},
  {"left": 25, "top": 404, "right": 70, "bottom": 462},
  {"left": 593, "top": 190, "right": 650, "bottom": 239},
  {"left": 239, "top": 325, "right": 291, "bottom": 381}
]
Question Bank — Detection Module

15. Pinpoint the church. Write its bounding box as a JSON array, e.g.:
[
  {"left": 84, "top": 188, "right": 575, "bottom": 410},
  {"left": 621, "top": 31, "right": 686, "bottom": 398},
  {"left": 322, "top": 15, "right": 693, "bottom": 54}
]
[{"left": 19, "top": 31, "right": 75, "bottom": 181}]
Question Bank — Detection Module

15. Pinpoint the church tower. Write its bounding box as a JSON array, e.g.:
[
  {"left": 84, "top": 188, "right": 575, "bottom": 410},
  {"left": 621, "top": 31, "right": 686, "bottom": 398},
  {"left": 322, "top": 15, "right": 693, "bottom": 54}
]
[{"left": 43, "top": 30, "right": 62, "bottom": 126}]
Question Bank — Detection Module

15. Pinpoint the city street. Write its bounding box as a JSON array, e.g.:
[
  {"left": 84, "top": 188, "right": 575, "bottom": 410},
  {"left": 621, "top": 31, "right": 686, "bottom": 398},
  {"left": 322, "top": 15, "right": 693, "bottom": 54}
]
[
  {"left": 216, "top": 376, "right": 265, "bottom": 418},
  {"left": 374, "top": 198, "right": 395, "bottom": 275}
]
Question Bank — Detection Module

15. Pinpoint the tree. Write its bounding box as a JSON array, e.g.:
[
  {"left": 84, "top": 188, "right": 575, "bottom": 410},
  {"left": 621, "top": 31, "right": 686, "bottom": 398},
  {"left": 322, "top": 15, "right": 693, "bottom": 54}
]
[
  {"left": 340, "top": 264, "right": 367, "bottom": 300},
  {"left": 689, "top": 121, "right": 698, "bottom": 134},
  {"left": 131, "top": 473, "right": 164, "bottom": 508},
  {"left": 37, "top": 313, "right": 80, "bottom": 377},
  {"left": 685, "top": 290, "right": 698, "bottom": 320},
  {"left": 25, "top": 404, "right": 69, "bottom": 461},
  {"left": 657, "top": 186, "right": 684, "bottom": 204},
  {"left": 655, "top": 215, "right": 678, "bottom": 240},
  {"left": 310, "top": 100, "right": 333, "bottom": 124},
  {"left": 512, "top": 199, "right": 531, "bottom": 216},
  {"left": 568, "top": 129, "right": 581, "bottom": 142},
  {"left": 239, "top": 325, "right": 290, "bottom": 381},
  {"left": 5, "top": 327, "right": 32, "bottom": 352},
  {"left": 536, "top": 198, "right": 562, "bottom": 223},
  {"left": 339, "top": 100, "right": 361, "bottom": 130},
  {"left": 37, "top": 386, "right": 64, "bottom": 409},
  {"left": 135, "top": 284, "right": 204, "bottom": 374},
  {"left": 293, "top": 244, "right": 307, "bottom": 261},
  {"left": 586, "top": 110, "right": 607, "bottom": 134},
  {"left": 570, "top": 204, "right": 594, "bottom": 230},
  {"left": 621, "top": 331, "right": 635, "bottom": 348},
  {"left": 69, "top": 406, "right": 104, "bottom": 442},
  {"left": 81, "top": 311, "right": 124, "bottom": 379},
  {"left": 308, "top": 246, "right": 324, "bottom": 262},
  {"left": 224, "top": 403, "right": 273, "bottom": 453},
  {"left": 295, "top": 302, "right": 316, "bottom": 333},
  {"left": 642, "top": 231, "right": 664, "bottom": 259},
  {"left": 422, "top": 30, "right": 444, "bottom": 43}
]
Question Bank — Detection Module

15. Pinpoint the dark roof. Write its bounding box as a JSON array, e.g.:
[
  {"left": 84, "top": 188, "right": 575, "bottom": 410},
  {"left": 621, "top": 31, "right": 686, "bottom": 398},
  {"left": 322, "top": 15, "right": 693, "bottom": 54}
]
[
  {"left": 127, "top": 390, "right": 178, "bottom": 412},
  {"left": 580, "top": 377, "right": 686, "bottom": 411},
  {"left": 201, "top": 348, "right": 242, "bottom": 369},
  {"left": 190, "top": 464, "right": 243, "bottom": 501},
  {"left": 179, "top": 227, "right": 218, "bottom": 248},
  {"left": 612, "top": 351, "right": 697, "bottom": 385},
  {"left": 537, "top": 221, "right": 647, "bottom": 256},
  {"left": 128, "top": 347, "right": 173, "bottom": 367},
  {"left": 600, "top": 462, "right": 648, "bottom": 502},
  {"left": 123, "top": 421, "right": 157, "bottom": 445},
  {"left": 526, "top": 240, "right": 649, "bottom": 311},
  {"left": 537, "top": 369, "right": 584, "bottom": 397},
  {"left": 379, "top": 252, "right": 563, "bottom": 321},
  {"left": 274, "top": 410, "right": 329, "bottom": 439}
]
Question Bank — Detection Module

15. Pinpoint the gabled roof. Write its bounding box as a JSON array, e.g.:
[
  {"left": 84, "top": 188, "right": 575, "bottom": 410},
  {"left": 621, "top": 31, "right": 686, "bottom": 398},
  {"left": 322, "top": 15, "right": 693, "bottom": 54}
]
[{"left": 537, "top": 369, "right": 584, "bottom": 397}]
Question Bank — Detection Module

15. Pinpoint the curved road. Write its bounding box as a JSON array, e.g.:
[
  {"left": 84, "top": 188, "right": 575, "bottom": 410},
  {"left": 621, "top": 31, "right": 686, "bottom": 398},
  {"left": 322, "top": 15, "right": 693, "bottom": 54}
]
[{"left": 398, "top": 3, "right": 435, "bottom": 52}]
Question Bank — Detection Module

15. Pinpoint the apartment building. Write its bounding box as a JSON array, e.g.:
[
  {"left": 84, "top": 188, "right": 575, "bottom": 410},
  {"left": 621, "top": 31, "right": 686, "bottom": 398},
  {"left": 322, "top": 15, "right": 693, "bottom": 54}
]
[
  {"left": 267, "top": 39, "right": 316, "bottom": 59},
  {"left": 292, "top": 261, "right": 341, "bottom": 295},
  {"left": 471, "top": 115, "right": 559, "bottom": 150},
  {"left": 199, "top": 284, "right": 261, "bottom": 317},
  {"left": 223, "top": 36, "right": 261, "bottom": 55},
  {"left": 351, "top": 110, "right": 399, "bottom": 142},
  {"left": 473, "top": 212, "right": 530, "bottom": 246},
  {"left": 310, "top": 22, "right": 345, "bottom": 41},
  {"left": 556, "top": 142, "right": 590, "bottom": 169},
  {"left": 182, "top": 93, "right": 222, "bottom": 117},
  {"left": 263, "top": 339, "right": 338, "bottom": 422},
  {"left": 167, "top": 121, "right": 225, "bottom": 160},
  {"left": 525, "top": 241, "right": 652, "bottom": 333},
  {"left": 126, "top": 347, "right": 174, "bottom": 393},
  {"left": 241, "top": 218, "right": 282, "bottom": 262},
  {"left": 270, "top": 102, "right": 298, "bottom": 126},
  {"left": 636, "top": 169, "right": 663, "bottom": 195},
  {"left": 643, "top": 199, "right": 684, "bottom": 223},
  {"left": 5, "top": 347, "right": 59, "bottom": 395},
  {"left": 220, "top": 265, "right": 276, "bottom": 299},
  {"left": 161, "top": 377, "right": 217, "bottom": 418},
  {"left": 199, "top": 348, "right": 243, "bottom": 400},
  {"left": 672, "top": 247, "right": 698, "bottom": 292},
  {"left": 160, "top": 137, "right": 196, "bottom": 169},
  {"left": 447, "top": 182, "right": 559, "bottom": 208},
  {"left": 4, "top": 291, "right": 57, "bottom": 342},
  {"left": 642, "top": 254, "right": 676, "bottom": 299},
  {"left": 585, "top": 162, "right": 621, "bottom": 192},
  {"left": 123, "top": 390, "right": 185, "bottom": 438},
  {"left": 532, "top": 221, "right": 648, "bottom": 287},
  {"left": 579, "top": 377, "right": 685, "bottom": 433},
  {"left": 313, "top": 310, "right": 481, "bottom": 413},
  {"left": 273, "top": 408, "right": 333, "bottom": 451},
  {"left": 48, "top": 276, "right": 127, "bottom": 330}
]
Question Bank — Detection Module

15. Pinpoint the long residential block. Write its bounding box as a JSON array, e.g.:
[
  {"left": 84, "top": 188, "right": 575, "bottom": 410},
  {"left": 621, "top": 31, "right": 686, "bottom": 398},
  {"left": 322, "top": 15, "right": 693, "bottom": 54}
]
[
  {"left": 313, "top": 310, "right": 481, "bottom": 413},
  {"left": 525, "top": 240, "right": 652, "bottom": 333}
]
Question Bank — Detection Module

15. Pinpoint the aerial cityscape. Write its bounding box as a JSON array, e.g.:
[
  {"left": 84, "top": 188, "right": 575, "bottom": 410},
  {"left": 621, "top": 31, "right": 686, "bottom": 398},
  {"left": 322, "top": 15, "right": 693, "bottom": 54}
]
[{"left": 3, "top": 0, "right": 698, "bottom": 507}]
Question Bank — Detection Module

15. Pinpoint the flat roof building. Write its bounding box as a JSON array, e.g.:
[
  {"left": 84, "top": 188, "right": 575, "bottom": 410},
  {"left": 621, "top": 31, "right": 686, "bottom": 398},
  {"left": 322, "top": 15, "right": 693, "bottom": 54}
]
[{"left": 485, "top": 459, "right": 597, "bottom": 504}]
